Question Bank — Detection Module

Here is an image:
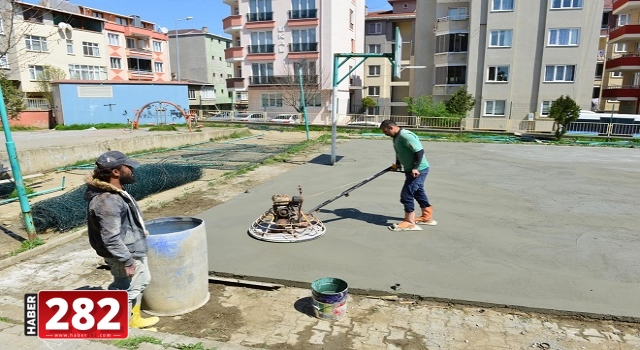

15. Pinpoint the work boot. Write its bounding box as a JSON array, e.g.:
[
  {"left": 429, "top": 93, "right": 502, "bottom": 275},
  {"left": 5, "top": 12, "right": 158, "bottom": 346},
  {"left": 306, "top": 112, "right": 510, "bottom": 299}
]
[
  {"left": 129, "top": 304, "right": 159, "bottom": 329},
  {"left": 415, "top": 206, "right": 437, "bottom": 226}
]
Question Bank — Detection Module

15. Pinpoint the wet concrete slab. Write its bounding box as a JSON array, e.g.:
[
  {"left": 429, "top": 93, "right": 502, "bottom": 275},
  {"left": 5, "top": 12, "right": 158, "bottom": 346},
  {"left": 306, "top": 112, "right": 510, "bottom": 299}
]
[{"left": 201, "top": 139, "right": 640, "bottom": 319}]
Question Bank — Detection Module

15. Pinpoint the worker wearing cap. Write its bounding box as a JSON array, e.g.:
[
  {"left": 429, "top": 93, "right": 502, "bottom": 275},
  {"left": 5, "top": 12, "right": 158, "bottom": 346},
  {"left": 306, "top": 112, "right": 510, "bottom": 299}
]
[
  {"left": 380, "top": 120, "right": 437, "bottom": 231},
  {"left": 84, "top": 150, "right": 159, "bottom": 330}
]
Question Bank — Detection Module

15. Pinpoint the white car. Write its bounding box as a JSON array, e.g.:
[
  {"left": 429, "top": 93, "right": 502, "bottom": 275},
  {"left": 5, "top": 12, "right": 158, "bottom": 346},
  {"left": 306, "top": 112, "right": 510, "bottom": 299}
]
[
  {"left": 346, "top": 121, "right": 381, "bottom": 127},
  {"left": 269, "top": 114, "right": 299, "bottom": 124},
  {"left": 237, "top": 113, "right": 266, "bottom": 122}
]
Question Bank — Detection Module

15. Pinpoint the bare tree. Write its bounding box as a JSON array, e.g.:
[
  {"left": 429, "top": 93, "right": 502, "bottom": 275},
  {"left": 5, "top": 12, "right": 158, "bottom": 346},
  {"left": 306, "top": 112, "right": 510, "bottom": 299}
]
[
  {"left": 34, "top": 64, "right": 66, "bottom": 105},
  {"left": 274, "top": 60, "right": 330, "bottom": 113}
]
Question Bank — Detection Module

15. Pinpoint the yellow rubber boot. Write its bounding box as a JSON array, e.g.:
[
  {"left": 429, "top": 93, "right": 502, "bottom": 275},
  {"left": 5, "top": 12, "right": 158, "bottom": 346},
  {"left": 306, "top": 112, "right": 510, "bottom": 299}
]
[{"left": 129, "top": 304, "right": 159, "bottom": 329}]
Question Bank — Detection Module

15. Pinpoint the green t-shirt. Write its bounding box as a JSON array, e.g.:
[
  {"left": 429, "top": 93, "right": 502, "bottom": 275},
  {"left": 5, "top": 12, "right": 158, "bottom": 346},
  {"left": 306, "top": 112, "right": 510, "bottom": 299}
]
[{"left": 393, "top": 129, "right": 429, "bottom": 171}]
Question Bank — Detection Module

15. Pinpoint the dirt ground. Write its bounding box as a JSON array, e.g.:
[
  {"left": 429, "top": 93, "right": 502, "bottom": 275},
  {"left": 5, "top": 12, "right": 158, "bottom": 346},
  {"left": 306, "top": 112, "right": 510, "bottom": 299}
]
[{"left": 1, "top": 129, "right": 640, "bottom": 349}]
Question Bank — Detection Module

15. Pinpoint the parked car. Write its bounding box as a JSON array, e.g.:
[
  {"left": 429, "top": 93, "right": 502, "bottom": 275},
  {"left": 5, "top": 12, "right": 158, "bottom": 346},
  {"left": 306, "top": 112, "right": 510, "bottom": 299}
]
[
  {"left": 237, "top": 113, "right": 266, "bottom": 122},
  {"left": 346, "top": 121, "right": 381, "bottom": 127},
  {"left": 269, "top": 114, "right": 299, "bottom": 124},
  {"left": 203, "top": 111, "right": 233, "bottom": 121}
]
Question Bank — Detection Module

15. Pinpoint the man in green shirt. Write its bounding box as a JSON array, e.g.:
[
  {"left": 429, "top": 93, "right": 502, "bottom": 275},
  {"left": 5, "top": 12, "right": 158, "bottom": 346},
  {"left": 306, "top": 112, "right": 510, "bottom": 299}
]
[{"left": 380, "top": 120, "right": 437, "bottom": 231}]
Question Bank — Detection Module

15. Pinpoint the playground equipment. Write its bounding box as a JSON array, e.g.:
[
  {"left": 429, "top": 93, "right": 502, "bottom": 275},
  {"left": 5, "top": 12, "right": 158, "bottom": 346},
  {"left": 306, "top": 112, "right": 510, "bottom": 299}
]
[{"left": 133, "top": 101, "right": 197, "bottom": 131}]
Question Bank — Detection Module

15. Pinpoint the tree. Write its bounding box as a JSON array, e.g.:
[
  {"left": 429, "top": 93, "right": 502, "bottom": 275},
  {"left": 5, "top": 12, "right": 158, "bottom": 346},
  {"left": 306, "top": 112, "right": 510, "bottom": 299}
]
[
  {"left": 34, "top": 65, "right": 66, "bottom": 106},
  {"left": 444, "top": 86, "right": 475, "bottom": 118},
  {"left": 549, "top": 95, "right": 580, "bottom": 140},
  {"left": 404, "top": 95, "right": 451, "bottom": 118},
  {"left": 361, "top": 97, "right": 376, "bottom": 114},
  {"left": 0, "top": 73, "right": 25, "bottom": 120},
  {"left": 275, "top": 60, "right": 329, "bottom": 113}
]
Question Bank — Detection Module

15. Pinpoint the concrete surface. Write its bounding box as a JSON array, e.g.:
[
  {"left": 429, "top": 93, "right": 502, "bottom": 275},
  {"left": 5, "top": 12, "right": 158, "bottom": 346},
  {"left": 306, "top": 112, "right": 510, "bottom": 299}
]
[
  {"left": 202, "top": 139, "right": 640, "bottom": 319},
  {"left": 0, "top": 128, "right": 242, "bottom": 174}
]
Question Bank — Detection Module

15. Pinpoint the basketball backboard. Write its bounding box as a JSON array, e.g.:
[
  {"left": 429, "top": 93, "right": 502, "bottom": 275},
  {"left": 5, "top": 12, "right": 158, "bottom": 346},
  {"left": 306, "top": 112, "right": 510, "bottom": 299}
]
[{"left": 393, "top": 26, "right": 402, "bottom": 79}]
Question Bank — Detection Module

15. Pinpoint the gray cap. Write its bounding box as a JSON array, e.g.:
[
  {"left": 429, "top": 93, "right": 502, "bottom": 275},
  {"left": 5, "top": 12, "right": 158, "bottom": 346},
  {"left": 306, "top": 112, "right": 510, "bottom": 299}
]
[{"left": 95, "top": 151, "right": 140, "bottom": 169}]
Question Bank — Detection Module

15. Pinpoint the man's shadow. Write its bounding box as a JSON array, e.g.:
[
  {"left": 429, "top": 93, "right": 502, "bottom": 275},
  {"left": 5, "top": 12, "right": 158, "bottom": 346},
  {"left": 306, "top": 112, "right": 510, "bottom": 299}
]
[
  {"left": 74, "top": 264, "right": 111, "bottom": 290},
  {"left": 318, "top": 208, "right": 402, "bottom": 226}
]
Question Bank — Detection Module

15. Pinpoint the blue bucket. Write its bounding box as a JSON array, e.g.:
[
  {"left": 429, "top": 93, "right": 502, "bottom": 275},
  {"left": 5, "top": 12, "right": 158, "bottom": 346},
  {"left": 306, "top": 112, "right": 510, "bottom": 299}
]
[{"left": 311, "top": 277, "right": 348, "bottom": 320}]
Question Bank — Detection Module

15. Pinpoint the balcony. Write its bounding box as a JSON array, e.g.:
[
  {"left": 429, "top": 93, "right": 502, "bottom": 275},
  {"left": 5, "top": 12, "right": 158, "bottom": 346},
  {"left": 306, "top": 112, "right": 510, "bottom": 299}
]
[
  {"left": 222, "top": 0, "right": 237, "bottom": 5},
  {"left": 288, "top": 9, "right": 317, "bottom": 19},
  {"left": 223, "top": 15, "right": 242, "bottom": 34},
  {"left": 247, "top": 12, "right": 273, "bottom": 22},
  {"left": 432, "top": 85, "right": 464, "bottom": 96},
  {"left": 24, "top": 98, "right": 50, "bottom": 111},
  {"left": 289, "top": 42, "right": 318, "bottom": 52},
  {"left": 613, "top": 0, "right": 640, "bottom": 14},
  {"left": 249, "top": 76, "right": 277, "bottom": 85},
  {"left": 607, "top": 53, "right": 640, "bottom": 70},
  {"left": 126, "top": 47, "right": 152, "bottom": 58},
  {"left": 128, "top": 69, "right": 154, "bottom": 81},
  {"left": 247, "top": 44, "right": 274, "bottom": 54},
  {"left": 608, "top": 23, "right": 640, "bottom": 43},
  {"left": 249, "top": 75, "right": 318, "bottom": 85},
  {"left": 224, "top": 46, "right": 244, "bottom": 61},
  {"left": 226, "top": 77, "right": 246, "bottom": 91},
  {"left": 434, "top": 15, "right": 469, "bottom": 34},
  {"left": 602, "top": 84, "right": 640, "bottom": 99}
]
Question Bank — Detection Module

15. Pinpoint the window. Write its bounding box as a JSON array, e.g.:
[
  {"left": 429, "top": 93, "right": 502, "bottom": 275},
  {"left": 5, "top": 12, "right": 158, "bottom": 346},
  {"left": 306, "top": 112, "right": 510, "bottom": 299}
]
[
  {"left": 540, "top": 101, "right": 552, "bottom": 116},
  {"left": 92, "top": 12, "right": 103, "bottom": 18},
  {"left": 28, "top": 65, "right": 45, "bottom": 80},
  {"left": 252, "top": 62, "right": 274, "bottom": 83},
  {"left": 128, "top": 58, "right": 152, "bottom": 72},
  {"left": 201, "top": 87, "right": 215, "bottom": 100},
  {"left": 188, "top": 89, "right": 196, "bottom": 99},
  {"left": 611, "top": 71, "right": 623, "bottom": 78},
  {"left": 489, "top": 30, "right": 512, "bottom": 47},
  {"left": 544, "top": 65, "right": 575, "bottom": 82},
  {"left": 68, "top": 65, "right": 107, "bottom": 80},
  {"left": 595, "top": 62, "right": 603, "bottom": 79},
  {"left": 293, "top": 60, "right": 316, "bottom": 75},
  {"left": 154, "top": 62, "right": 163, "bottom": 72},
  {"left": 368, "top": 65, "right": 381, "bottom": 76},
  {"left": 66, "top": 40, "right": 74, "bottom": 54},
  {"left": 615, "top": 43, "right": 627, "bottom": 53},
  {"left": 548, "top": 29, "right": 580, "bottom": 46},
  {"left": 368, "top": 86, "right": 380, "bottom": 96},
  {"left": 492, "top": 0, "right": 513, "bottom": 11},
  {"left": 108, "top": 33, "right": 120, "bottom": 46},
  {"left": 368, "top": 44, "right": 381, "bottom": 53},
  {"left": 249, "top": 31, "right": 273, "bottom": 53},
  {"left": 435, "top": 66, "right": 467, "bottom": 84},
  {"left": 126, "top": 38, "right": 136, "bottom": 49},
  {"left": 309, "top": 93, "right": 322, "bottom": 106},
  {"left": 25, "top": 35, "right": 47, "bottom": 52},
  {"left": 83, "top": 42, "right": 100, "bottom": 56},
  {"left": 435, "top": 33, "right": 468, "bottom": 53},
  {"left": 153, "top": 41, "right": 162, "bottom": 52},
  {"left": 0, "top": 55, "right": 9, "bottom": 69},
  {"left": 23, "top": 9, "right": 43, "bottom": 23},
  {"left": 292, "top": 29, "right": 316, "bottom": 51},
  {"left": 368, "top": 22, "right": 382, "bottom": 34},
  {"left": 449, "top": 7, "right": 467, "bottom": 20},
  {"left": 487, "top": 66, "right": 509, "bottom": 82},
  {"left": 110, "top": 57, "right": 122, "bottom": 69},
  {"left": 350, "top": 9, "right": 354, "bottom": 30},
  {"left": 551, "top": 0, "right": 583, "bottom": 9},
  {"left": 484, "top": 100, "right": 506, "bottom": 116},
  {"left": 115, "top": 17, "right": 128, "bottom": 25},
  {"left": 618, "top": 14, "right": 630, "bottom": 27},
  {"left": 261, "top": 93, "right": 283, "bottom": 107}
]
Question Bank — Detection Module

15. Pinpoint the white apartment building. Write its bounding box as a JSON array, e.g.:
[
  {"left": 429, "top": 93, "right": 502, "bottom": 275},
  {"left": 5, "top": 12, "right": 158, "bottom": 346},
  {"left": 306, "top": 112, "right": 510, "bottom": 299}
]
[
  {"left": 412, "top": 0, "right": 603, "bottom": 124},
  {"left": 222, "top": 0, "right": 365, "bottom": 122}
]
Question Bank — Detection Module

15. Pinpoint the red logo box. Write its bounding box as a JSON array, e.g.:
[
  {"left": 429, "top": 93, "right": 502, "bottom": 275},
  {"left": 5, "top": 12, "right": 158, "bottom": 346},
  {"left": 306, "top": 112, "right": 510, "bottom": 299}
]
[{"left": 36, "top": 290, "right": 129, "bottom": 339}]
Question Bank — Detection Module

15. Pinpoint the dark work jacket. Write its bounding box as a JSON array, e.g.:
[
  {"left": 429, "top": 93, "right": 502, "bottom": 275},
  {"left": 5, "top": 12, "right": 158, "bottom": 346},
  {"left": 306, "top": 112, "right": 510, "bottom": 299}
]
[{"left": 84, "top": 177, "right": 147, "bottom": 267}]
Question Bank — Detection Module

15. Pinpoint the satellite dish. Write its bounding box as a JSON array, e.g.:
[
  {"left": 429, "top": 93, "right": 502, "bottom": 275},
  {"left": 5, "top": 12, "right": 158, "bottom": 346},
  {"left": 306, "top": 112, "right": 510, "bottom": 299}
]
[
  {"left": 66, "top": 24, "right": 73, "bottom": 31},
  {"left": 58, "top": 22, "right": 67, "bottom": 30},
  {"left": 160, "top": 27, "right": 169, "bottom": 34}
]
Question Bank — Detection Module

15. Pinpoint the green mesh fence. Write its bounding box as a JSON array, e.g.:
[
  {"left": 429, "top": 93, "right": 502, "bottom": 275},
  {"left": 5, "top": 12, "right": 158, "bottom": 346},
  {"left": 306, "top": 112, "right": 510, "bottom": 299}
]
[
  {"left": 31, "top": 163, "right": 204, "bottom": 233},
  {"left": 0, "top": 183, "right": 15, "bottom": 199}
]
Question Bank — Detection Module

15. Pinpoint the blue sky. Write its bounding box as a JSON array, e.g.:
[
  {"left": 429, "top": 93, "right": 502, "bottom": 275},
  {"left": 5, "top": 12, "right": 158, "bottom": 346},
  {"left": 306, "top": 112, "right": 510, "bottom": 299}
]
[{"left": 24, "top": 0, "right": 392, "bottom": 36}]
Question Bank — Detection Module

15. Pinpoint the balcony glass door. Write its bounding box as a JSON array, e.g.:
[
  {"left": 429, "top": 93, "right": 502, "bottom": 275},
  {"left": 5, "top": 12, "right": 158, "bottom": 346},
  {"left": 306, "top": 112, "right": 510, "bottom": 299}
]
[
  {"left": 291, "top": 0, "right": 316, "bottom": 18},
  {"left": 252, "top": 63, "right": 274, "bottom": 84},
  {"left": 291, "top": 29, "right": 316, "bottom": 52},
  {"left": 250, "top": 31, "right": 273, "bottom": 53}
]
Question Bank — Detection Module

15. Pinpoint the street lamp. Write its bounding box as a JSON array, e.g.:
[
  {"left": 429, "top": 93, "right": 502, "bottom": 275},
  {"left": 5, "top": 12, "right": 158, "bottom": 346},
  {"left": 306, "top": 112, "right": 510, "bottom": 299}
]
[{"left": 175, "top": 16, "right": 193, "bottom": 81}]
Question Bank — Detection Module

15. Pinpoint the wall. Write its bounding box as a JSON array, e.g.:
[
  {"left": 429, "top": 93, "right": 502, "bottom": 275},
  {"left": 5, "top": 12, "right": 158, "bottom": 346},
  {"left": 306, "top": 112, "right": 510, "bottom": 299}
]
[
  {"left": 8, "top": 111, "right": 50, "bottom": 129},
  {"left": 53, "top": 82, "right": 189, "bottom": 125}
]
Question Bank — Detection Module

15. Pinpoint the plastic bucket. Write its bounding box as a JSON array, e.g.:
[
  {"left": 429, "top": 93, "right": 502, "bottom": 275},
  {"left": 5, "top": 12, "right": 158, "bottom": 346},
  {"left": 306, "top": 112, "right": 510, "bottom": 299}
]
[
  {"left": 142, "top": 217, "right": 210, "bottom": 316},
  {"left": 311, "top": 277, "right": 348, "bottom": 320}
]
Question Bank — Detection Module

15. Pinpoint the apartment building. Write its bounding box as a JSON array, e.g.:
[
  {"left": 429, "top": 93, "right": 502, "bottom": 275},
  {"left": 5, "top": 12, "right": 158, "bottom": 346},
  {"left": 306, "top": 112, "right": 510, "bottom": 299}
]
[
  {"left": 411, "top": 0, "right": 603, "bottom": 123},
  {"left": 222, "top": 0, "right": 365, "bottom": 121},
  {"left": 602, "top": 0, "right": 640, "bottom": 113},
  {"left": 168, "top": 27, "right": 234, "bottom": 112},
  {"left": 364, "top": 0, "right": 415, "bottom": 116}
]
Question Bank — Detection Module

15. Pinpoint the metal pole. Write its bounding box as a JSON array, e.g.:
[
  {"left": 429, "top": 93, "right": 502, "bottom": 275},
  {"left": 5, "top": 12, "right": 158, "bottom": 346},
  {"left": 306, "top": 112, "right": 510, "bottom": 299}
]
[
  {"left": 0, "top": 87, "right": 36, "bottom": 240},
  {"left": 331, "top": 54, "right": 339, "bottom": 165},
  {"left": 298, "top": 64, "right": 310, "bottom": 141}
]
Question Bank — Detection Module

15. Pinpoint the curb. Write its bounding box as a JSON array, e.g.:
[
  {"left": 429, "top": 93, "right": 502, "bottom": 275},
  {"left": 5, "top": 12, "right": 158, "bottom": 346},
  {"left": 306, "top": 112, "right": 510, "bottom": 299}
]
[{"left": 0, "top": 229, "right": 86, "bottom": 271}]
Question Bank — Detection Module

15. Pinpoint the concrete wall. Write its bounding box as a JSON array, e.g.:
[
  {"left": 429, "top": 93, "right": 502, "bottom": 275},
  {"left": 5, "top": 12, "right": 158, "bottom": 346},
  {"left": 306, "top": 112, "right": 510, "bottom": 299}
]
[
  {"left": 9, "top": 111, "right": 50, "bottom": 129},
  {"left": 0, "top": 128, "right": 240, "bottom": 175},
  {"left": 52, "top": 82, "right": 188, "bottom": 125}
]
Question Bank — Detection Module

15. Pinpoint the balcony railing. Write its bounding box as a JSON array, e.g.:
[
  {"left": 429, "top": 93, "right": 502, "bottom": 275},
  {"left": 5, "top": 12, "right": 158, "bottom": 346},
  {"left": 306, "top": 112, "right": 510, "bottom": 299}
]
[
  {"left": 288, "top": 9, "right": 317, "bottom": 19},
  {"left": 249, "top": 75, "right": 319, "bottom": 85},
  {"left": 24, "top": 98, "right": 50, "bottom": 110},
  {"left": 249, "top": 75, "right": 277, "bottom": 85},
  {"left": 247, "top": 44, "right": 275, "bottom": 54},
  {"left": 246, "top": 12, "right": 273, "bottom": 22},
  {"left": 289, "top": 42, "right": 318, "bottom": 52}
]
